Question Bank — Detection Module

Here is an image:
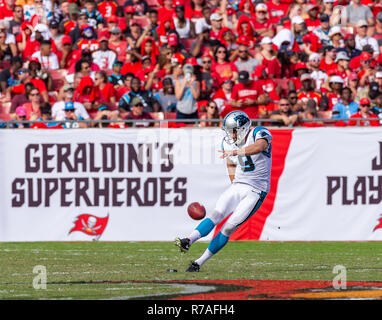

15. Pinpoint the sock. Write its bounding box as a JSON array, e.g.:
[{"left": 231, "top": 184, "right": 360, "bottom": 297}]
[
  {"left": 195, "top": 249, "right": 213, "bottom": 267},
  {"left": 195, "top": 218, "right": 215, "bottom": 237},
  {"left": 188, "top": 230, "right": 201, "bottom": 245},
  {"left": 194, "top": 231, "right": 229, "bottom": 267}
]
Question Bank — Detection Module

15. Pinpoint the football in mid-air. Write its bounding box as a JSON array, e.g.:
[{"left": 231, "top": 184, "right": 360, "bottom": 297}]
[{"left": 187, "top": 202, "right": 206, "bottom": 220}]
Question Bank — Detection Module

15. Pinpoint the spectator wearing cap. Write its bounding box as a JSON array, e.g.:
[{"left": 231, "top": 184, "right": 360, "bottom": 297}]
[
  {"left": 77, "top": 25, "right": 100, "bottom": 52},
  {"left": 126, "top": 20, "right": 143, "bottom": 49},
  {"left": 108, "top": 60, "right": 124, "bottom": 87},
  {"left": 10, "top": 63, "right": 50, "bottom": 103},
  {"left": 290, "top": 61, "right": 308, "bottom": 92},
  {"left": 328, "top": 26, "right": 343, "bottom": 49},
  {"left": 154, "top": 77, "right": 177, "bottom": 112},
  {"left": 270, "top": 97, "right": 299, "bottom": 127},
  {"left": 92, "top": 36, "right": 116, "bottom": 70},
  {"left": 11, "top": 106, "right": 29, "bottom": 128},
  {"left": 305, "top": 4, "right": 320, "bottom": 33},
  {"left": 125, "top": 96, "right": 154, "bottom": 127},
  {"left": 349, "top": 97, "right": 380, "bottom": 126},
  {"left": 322, "top": 76, "right": 344, "bottom": 110},
  {"left": 358, "top": 51, "right": 376, "bottom": 87},
  {"left": 58, "top": 35, "right": 74, "bottom": 69},
  {"left": 332, "top": 87, "right": 359, "bottom": 122},
  {"left": 108, "top": 27, "right": 127, "bottom": 63},
  {"left": 62, "top": 101, "right": 88, "bottom": 128},
  {"left": 348, "top": 72, "right": 361, "bottom": 102},
  {"left": 52, "top": 83, "right": 90, "bottom": 121},
  {"left": 212, "top": 77, "right": 233, "bottom": 112},
  {"left": 212, "top": 44, "right": 239, "bottom": 83},
  {"left": 91, "top": 104, "right": 112, "bottom": 128},
  {"left": 66, "top": 11, "right": 88, "bottom": 46},
  {"left": 344, "top": 0, "right": 374, "bottom": 30},
  {"left": 297, "top": 73, "right": 322, "bottom": 107},
  {"left": 119, "top": 76, "right": 160, "bottom": 113},
  {"left": 312, "top": 13, "right": 331, "bottom": 46},
  {"left": 355, "top": 20, "right": 379, "bottom": 56},
  {"left": 227, "top": 70, "right": 266, "bottom": 119},
  {"left": 308, "top": 53, "right": 328, "bottom": 91},
  {"left": 337, "top": 33, "right": 362, "bottom": 60},
  {"left": 251, "top": 3, "right": 275, "bottom": 38},
  {"left": 173, "top": 4, "right": 196, "bottom": 39},
  {"left": 255, "top": 36, "right": 281, "bottom": 78},
  {"left": 31, "top": 39, "right": 60, "bottom": 70},
  {"left": 333, "top": 51, "right": 350, "bottom": 81},
  {"left": 206, "top": 12, "right": 222, "bottom": 40},
  {"left": 49, "top": 20, "right": 64, "bottom": 51}
]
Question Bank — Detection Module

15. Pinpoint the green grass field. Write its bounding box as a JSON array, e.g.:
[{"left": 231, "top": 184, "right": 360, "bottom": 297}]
[{"left": 0, "top": 241, "right": 381, "bottom": 299}]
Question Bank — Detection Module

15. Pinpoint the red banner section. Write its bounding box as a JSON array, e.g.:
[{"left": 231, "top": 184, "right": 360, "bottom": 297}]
[{"left": 214, "top": 129, "right": 293, "bottom": 240}]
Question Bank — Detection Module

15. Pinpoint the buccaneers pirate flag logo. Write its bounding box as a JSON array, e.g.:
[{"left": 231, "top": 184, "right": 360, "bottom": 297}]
[
  {"left": 373, "top": 215, "right": 382, "bottom": 232},
  {"left": 69, "top": 214, "right": 109, "bottom": 240}
]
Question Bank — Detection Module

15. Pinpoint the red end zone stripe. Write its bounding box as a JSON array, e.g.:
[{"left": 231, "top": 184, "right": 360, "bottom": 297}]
[{"left": 213, "top": 129, "right": 293, "bottom": 240}]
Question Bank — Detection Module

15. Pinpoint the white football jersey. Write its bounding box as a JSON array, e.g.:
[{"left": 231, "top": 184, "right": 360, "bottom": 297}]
[{"left": 222, "top": 127, "right": 272, "bottom": 193}]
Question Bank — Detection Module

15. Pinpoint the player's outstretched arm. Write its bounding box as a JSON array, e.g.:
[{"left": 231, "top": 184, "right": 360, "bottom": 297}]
[{"left": 219, "top": 139, "right": 268, "bottom": 158}]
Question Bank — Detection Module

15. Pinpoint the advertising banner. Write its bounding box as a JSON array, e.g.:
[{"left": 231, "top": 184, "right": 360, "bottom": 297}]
[{"left": 0, "top": 127, "right": 382, "bottom": 241}]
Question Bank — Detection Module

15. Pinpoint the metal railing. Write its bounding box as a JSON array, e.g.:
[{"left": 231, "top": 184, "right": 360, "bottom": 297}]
[{"left": 0, "top": 117, "right": 381, "bottom": 128}]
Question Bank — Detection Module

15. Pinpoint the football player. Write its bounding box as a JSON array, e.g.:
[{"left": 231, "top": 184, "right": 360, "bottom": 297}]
[{"left": 175, "top": 110, "right": 272, "bottom": 272}]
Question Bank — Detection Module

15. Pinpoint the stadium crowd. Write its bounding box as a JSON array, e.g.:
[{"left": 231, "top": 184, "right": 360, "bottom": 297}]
[{"left": 0, "top": 0, "right": 381, "bottom": 128}]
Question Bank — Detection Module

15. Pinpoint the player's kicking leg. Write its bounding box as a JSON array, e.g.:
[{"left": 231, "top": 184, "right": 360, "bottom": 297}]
[
  {"left": 186, "top": 187, "right": 267, "bottom": 272},
  {"left": 175, "top": 185, "right": 238, "bottom": 255}
]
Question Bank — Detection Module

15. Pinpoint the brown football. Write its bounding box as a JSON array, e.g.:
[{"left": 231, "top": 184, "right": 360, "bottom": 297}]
[{"left": 187, "top": 202, "right": 206, "bottom": 220}]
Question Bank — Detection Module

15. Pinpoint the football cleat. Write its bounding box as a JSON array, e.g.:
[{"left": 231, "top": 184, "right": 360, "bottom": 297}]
[
  {"left": 186, "top": 261, "right": 200, "bottom": 272},
  {"left": 175, "top": 237, "right": 190, "bottom": 253}
]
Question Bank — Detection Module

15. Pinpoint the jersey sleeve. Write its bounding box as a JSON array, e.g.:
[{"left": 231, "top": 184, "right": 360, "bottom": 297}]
[{"left": 253, "top": 127, "right": 272, "bottom": 145}]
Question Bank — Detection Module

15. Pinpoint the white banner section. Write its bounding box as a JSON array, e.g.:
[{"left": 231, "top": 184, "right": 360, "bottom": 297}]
[
  {"left": 260, "top": 128, "right": 382, "bottom": 241},
  {"left": 0, "top": 128, "right": 229, "bottom": 241}
]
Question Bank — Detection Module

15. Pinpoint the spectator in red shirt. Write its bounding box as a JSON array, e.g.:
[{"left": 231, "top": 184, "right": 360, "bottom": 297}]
[
  {"left": 228, "top": 70, "right": 266, "bottom": 119},
  {"left": 297, "top": 73, "right": 322, "bottom": 107},
  {"left": 267, "top": 0, "right": 289, "bottom": 24},
  {"left": 212, "top": 44, "right": 239, "bottom": 82},
  {"left": 94, "top": 70, "right": 117, "bottom": 106},
  {"left": 252, "top": 3, "right": 275, "bottom": 38},
  {"left": 255, "top": 36, "right": 281, "bottom": 78},
  {"left": 320, "top": 45, "right": 338, "bottom": 74},
  {"left": 321, "top": 75, "right": 344, "bottom": 110},
  {"left": 349, "top": 97, "right": 380, "bottom": 126},
  {"left": 304, "top": 4, "right": 320, "bottom": 32}
]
